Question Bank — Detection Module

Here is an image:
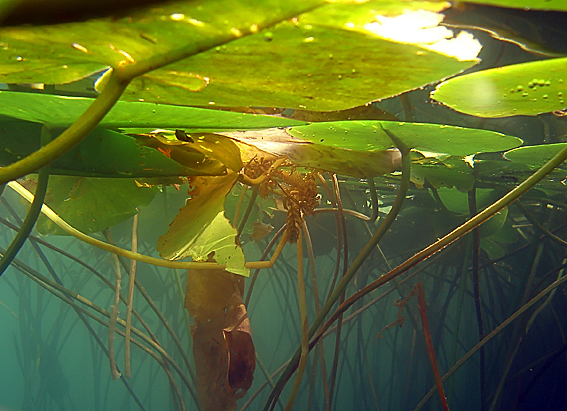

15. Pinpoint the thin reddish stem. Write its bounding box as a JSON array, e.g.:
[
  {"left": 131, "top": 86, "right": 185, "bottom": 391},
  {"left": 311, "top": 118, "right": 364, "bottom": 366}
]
[{"left": 417, "top": 283, "right": 450, "bottom": 411}]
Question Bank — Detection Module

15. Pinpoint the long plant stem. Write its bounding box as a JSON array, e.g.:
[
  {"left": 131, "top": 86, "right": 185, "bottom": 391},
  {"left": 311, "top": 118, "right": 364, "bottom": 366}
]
[
  {"left": 125, "top": 214, "right": 138, "bottom": 378},
  {"left": 414, "top": 265, "right": 567, "bottom": 411},
  {"left": 233, "top": 184, "right": 248, "bottom": 225},
  {"left": 3, "top": 250, "right": 194, "bottom": 391},
  {"left": 367, "top": 176, "right": 379, "bottom": 223},
  {"left": 302, "top": 220, "right": 330, "bottom": 410},
  {"left": 416, "top": 283, "right": 449, "bottom": 411},
  {"left": 468, "top": 184, "right": 485, "bottom": 409},
  {"left": 0, "top": 126, "right": 50, "bottom": 277},
  {"left": 516, "top": 201, "right": 567, "bottom": 247},
  {"left": 312, "top": 143, "right": 567, "bottom": 359},
  {"left": 267, "top": 137, "right": 567, "bottom": 411},
  {"left": 285, "top": 229, "right": 308, "bottom": 411},
  {"left": 237, "top": 184, "right": 259, "bottom": 237},
  {"left": 264, "top": 131, "right": 411, "bottom": 411},
  {"left": 7, "top": 180, "right": 286, "bottom": 272},
  {"left": 245, "top": 225, "right": 286, "bottom": 306},
  {"left": 0, "top": 208, "right": 197, "bottom": 404},
  {"left": 0, "top": 204, "right": 149, "bottom": 410},
  {"left": 328, "top": 173, "right": 348, "bottom": 411},
  {"left": 107, "top": 229, "right": 123, "bottom": 380},
  {"left": 489, "top": 257, "right": 566, "bottom": 411}
]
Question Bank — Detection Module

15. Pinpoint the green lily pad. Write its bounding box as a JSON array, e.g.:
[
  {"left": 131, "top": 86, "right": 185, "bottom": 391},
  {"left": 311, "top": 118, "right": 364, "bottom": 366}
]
[
  {"left": 481, "top": 238, "right": 506, "bottom": 260},
  {"left": 0, "top": 91, "right": 304, "bottom": 129},
  {"left": 118, "top": 1, "right": 480, "bottom": 110},
  {"left": 0, "top": 122, "right": 226, "bottom": 177},
  {"left": 458, "top": 0, "right": 567, "bottom": 11},
  {"left": 0, "top": 0, "right": 324, "bottom": 85},
  {"left": 0, "top": 0, "right": 480, "bottom": 111},
  {"left": 287, "top": 121, "right": 523, "bottom": 157},
  {"left": 432, "top": 57, "right": 567, "bottom": 117},
  {"left": 487, "top": 218, "right": 519, "bottom": 245},
  {"left": 504, "top": 142, "right": 567, "bottom": 169},
  {"left": 435, "top": 187, "right": 501, "bottom": 215},
  {"left": 224, "top": 128, "right": 401, "bottom": 178},
  {"left": 476, "top": 157, "right": 567, "bottom": 193},
  {"left": 411, "top": 158, "right": 475, "bottom": 191},
  {"left": 157, "top": 174, "right": 248, "bottom": 276},
  {"left": 35, "top": 176, "right": 158, "bottom": 235}
]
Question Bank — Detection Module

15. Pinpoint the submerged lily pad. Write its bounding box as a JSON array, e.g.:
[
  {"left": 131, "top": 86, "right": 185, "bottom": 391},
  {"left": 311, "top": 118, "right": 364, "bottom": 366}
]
[
  {"left": 157, "top": 173, "right": 248, "bottom": 276},
  {"left": 411, "top": 158, "right": 475, "bottom": 191},
  {"left": 432, "top": 57, "right": 567, "bottom": 117},
  {"left": 36, "top": 176, "right": 158, "bottom": 235}
]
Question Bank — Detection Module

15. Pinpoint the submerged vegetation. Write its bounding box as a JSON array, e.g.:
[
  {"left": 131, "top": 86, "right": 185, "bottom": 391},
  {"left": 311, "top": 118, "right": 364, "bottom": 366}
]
[{"left": 1, "top": 1, "right": 567, "bottom": 410}]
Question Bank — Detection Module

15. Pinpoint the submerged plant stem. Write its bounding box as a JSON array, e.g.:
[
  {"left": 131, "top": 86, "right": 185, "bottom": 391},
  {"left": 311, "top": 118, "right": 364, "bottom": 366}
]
[
  {"left": 237, "top": 185, "right": 259, "bottom": 237},
  {"left": 313, "top": 143, "right": 567, "bottom": 356},
  {"left": 328, "top": 173, "right": 348, "bottom": 411},
  {"left": 285, "top": 229, "right": 309, "bottom": 411},
  {"left": 264, "top": 133, "right": 411, "bottom": 411},
  {"left": 125, "top": 214, "right": 138, "bottom": 378},
  {"left": 7, "top": 180, "right": 287, "bottom": 272},
  {"left": 417, "top": 283, "right": 450, "bottom": 411},
  {"left": 107, "top": 230, "right": 123, "bottom": 380},
  {"left": 0, "top": 126, "right": 50, "bottom": 277},
  {"left": 415, "top": 265, "right": 567, "bottom": 411},
  {"left": 468, "top": 184, "right": 485, "bottom": 409}
]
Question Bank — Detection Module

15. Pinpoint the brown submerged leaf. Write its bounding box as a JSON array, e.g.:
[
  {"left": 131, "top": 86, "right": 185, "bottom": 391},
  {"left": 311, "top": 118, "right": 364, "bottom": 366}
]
[
  {"left": 186, "top": 269, "right": 255, "bottom": 410},
  {"left": 223, "top": 293, "right": 256, "bottom": 398}
]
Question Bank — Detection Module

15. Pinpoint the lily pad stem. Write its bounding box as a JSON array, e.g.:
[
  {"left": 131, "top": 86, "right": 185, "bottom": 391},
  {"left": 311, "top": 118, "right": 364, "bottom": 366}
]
[{"left": 0, "top": 126, "right": 51, "bottom": 277}]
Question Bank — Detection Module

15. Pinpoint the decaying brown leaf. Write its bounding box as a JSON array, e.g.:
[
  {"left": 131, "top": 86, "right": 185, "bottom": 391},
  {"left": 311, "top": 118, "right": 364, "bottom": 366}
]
[{"left": 186, "top": 268, "right": 255, "bottom": 410}]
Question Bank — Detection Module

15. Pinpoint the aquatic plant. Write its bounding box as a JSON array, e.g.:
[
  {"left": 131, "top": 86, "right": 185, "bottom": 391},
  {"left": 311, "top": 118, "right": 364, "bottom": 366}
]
[{"left": 1, "top": 1, "right": 567, "bottom": 410}]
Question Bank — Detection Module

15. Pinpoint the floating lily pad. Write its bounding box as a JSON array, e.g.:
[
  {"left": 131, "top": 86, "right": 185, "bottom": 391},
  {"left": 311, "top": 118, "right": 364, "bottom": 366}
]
[
  {"left": 0, "top": 122, "right": 226, "bottom": 177},
  {"left": 0, "top": 0, "right": 324, "bottom": 85},
  {"left": 119, "top": 0, "right": 480, "bottom": 110},
  {"left": 287, "top": 121, "right": 523, "bottom": 157},
  {"left": 457, "top": 0, "right": 567, "bottom": 11},
  {"left": 0, "top": 0, "right": 480, "bottom": 111},
  {"left": 223, "top": 128, "right": 401, "bottom": 178},
  {"left": 432, "top": 57, "right": 567, "bottom": 117},
  {"left": 504, "top": 142, "right": 567, "bottom": 169},
  {"left": 0, "top": 91, "right": 304, "bottom": 129}
]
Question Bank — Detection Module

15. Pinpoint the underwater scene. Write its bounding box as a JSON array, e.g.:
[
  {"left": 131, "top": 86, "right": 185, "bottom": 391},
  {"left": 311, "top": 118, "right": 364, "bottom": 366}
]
[{"left": 1, "top": 1, "right": 567, "bottom": 410}]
